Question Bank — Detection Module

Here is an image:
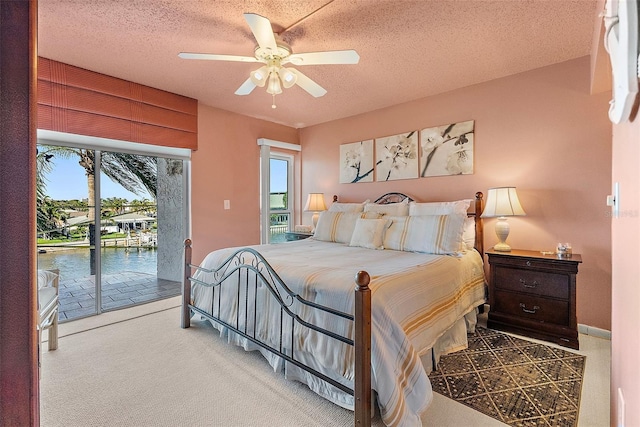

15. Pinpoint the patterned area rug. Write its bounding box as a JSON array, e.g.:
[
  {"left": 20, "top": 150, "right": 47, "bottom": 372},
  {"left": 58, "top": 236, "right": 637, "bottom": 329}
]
[{"left": 428, "top": 327, "right": 585, "bottom": 426}]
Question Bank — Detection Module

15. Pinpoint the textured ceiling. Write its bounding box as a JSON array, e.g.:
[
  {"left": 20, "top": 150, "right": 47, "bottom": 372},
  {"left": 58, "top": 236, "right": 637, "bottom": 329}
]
[{"left": 38, "top": 0, "right": 598, "bottom": 129}]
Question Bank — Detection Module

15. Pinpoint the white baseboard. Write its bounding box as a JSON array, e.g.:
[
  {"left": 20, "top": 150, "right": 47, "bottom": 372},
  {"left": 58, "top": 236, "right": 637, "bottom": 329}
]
[{"left": 578, "top": 323, "right": 611, "bottom": 340}]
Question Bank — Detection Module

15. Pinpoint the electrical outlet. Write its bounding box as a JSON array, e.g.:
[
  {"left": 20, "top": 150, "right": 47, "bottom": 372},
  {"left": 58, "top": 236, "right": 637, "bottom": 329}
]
[
  {"left": 224, "top": 200, "right": 230, "bottom": 210},
  {"left": 618, "top": 388, "right": 625, "bottom": 427}
]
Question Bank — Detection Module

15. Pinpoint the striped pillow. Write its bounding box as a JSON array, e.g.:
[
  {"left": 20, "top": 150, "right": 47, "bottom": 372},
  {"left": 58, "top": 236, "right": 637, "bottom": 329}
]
[
  {"left": 314, "top": 211, "right": 380, "bottom": 243},
  {"left": 382, "top": 214, "right": 466, "bottom": 254}
]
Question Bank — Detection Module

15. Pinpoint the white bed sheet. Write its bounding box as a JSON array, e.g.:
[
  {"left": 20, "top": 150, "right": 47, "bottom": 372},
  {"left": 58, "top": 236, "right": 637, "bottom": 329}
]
[{"left": 191, "top": 238, "right": 486, "bottom": 426}]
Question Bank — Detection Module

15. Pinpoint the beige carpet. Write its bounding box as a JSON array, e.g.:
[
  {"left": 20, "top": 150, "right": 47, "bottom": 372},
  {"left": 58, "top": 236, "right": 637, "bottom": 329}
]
[{"left": 41, "top": 306, "right": 366, "bottom": 426}]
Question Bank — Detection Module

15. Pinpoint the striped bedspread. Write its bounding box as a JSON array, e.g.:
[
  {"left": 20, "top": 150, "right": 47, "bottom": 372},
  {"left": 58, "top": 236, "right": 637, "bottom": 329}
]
[{"left": 191, "top": 238, "right": 486, "bottom": 426}]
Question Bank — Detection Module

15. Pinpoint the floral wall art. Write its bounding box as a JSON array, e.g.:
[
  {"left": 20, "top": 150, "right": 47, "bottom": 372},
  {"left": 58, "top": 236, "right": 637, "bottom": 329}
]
[
  {"left": 339, "top": 139, "right": 374, "bottom": 183},
  {"left": 338, "top": 120, "right": 473, "bottom": 183},
  {"left": 375, "top": 131, "right": 419, "bottom": 181},
  {"left": 420, "top": 120, "right": 474, "bottom": 177}
]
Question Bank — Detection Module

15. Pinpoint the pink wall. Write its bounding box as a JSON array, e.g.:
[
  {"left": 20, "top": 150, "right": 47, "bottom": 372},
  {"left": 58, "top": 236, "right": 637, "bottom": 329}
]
[
  {"left": 191, "top": 104, "right": 299, "bottom": 264},
  {"left": 300, "top": 57, "right": 612, "bottom": 330},
  {"left": 610, "top": 102, "right": 640, "bottom": 426}
]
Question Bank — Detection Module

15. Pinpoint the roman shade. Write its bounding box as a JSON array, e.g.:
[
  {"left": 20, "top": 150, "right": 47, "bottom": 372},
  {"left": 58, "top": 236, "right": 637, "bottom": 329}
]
[{"left": 37, "top": 57, "right": 197, "bottom": 150}]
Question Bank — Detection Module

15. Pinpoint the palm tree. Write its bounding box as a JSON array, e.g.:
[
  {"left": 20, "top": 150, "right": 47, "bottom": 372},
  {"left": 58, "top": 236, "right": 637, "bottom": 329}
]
[
  {"left": 36, "top": 149, "right": 55, "bottom": 233},
  {"left": 102, "top": 197, "right": 128, "bottom": 217},
  {"left": 36, "top": 196, "right": 68, "bottom": 238}
]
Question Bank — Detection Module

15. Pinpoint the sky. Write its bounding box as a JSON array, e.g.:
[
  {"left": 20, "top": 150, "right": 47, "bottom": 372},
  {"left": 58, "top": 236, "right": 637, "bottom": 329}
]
[
  {"left": 43, "top": 156, "right": 151, "bottom": 201},
  {"left": 42, "top": 154, "right": 288, "bottom": 200},
  {"left": 270, "top": 158, "right": 288, "bottom": 193}
]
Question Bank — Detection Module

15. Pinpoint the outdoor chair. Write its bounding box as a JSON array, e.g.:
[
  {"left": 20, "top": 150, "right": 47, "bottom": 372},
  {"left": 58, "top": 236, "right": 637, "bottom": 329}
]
[{"left": 37, "top": 269, "right": 59, "bottom": 351}]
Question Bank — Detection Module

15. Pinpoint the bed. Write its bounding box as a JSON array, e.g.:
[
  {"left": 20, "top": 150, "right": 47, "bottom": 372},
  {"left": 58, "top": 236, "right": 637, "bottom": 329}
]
[{"left": 181, "top": 192, "right": 486, "bottom": 427}]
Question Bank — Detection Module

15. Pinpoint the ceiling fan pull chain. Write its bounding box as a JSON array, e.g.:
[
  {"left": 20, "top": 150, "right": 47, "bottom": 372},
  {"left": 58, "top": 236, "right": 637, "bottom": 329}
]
[{"left": 272, "top": 94, "right": 277, "bottom": 109}]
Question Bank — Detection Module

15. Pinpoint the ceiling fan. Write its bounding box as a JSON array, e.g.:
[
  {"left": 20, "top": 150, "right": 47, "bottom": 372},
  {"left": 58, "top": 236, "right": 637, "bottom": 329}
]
[{"left": 179, "top": 13, "right": 360, "bottom": 108}]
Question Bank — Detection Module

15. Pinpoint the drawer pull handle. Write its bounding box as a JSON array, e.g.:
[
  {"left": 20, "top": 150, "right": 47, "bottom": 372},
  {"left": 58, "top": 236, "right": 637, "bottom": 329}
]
[
  {"left": 519, "top": 303, "right": 540, "bottom": 314},
  {"left": 519, "top": 279, "right": 539, "bottom": 288},
  {"left": 526, "top": 261, "right": 531, "bottom": 267}
]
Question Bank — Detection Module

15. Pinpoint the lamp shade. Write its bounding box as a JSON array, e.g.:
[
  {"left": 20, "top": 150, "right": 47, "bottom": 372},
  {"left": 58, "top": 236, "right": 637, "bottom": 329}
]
[
  {"left": 250, "top": 66, "right": 268, "bottom": 87},
  {"left": 266, "top": 72, "right": 282, "bottom": 95},
  {"left": 278, "top": 67, "right": 297, "bottom": 88},
  {"left": 304, "top": 193, "right": 327, "bottom": 212},
  {"left": 481, "top": 187, "right": 526, "bottom": 218}
]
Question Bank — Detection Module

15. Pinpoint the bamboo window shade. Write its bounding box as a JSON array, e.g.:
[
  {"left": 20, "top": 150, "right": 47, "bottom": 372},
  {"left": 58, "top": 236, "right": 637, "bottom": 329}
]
[{"left": 37, "top": 57, "right": 197, "bottom": 150}]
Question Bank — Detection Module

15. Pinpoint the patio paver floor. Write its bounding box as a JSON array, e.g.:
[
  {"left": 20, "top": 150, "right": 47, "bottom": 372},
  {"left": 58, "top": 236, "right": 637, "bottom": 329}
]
[{"left": 58, "top": 271, "right": 181, "bottom": 321}]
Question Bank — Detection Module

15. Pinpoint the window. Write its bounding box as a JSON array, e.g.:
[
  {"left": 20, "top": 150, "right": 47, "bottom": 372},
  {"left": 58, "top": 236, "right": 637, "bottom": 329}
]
[
  {"left": 268, "top": 155, "right": 293, "bottom": 243},
  {"left": 258, "top": 139, "right": 300, "bottom": 244}
]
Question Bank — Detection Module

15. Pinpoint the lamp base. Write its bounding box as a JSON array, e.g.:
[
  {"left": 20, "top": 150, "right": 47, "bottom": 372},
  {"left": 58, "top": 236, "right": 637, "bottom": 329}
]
[
  {"left": 312, "top": 212, "right": 319, "bottom": 230},
  {"left": 492, "top": 242, "right": 512, "bottom": 252},
  {"left": 493, "top": 217, "right": 512, "bottom": 252}
]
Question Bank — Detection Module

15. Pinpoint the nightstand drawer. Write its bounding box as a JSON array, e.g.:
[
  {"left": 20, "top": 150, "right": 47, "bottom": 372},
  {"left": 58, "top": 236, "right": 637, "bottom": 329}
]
[
  {"left": 494, "top": 267, "right": 568, "bottom": 299},
  {"left": 493, "top": 290, "right": 569, "bottom": 326},
  {"left": 489, "top": 254, "right": 580, "bottom": 274}
]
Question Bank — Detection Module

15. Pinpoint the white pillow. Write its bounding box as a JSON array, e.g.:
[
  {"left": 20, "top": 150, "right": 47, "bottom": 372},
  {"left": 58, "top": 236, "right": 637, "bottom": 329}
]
[
  {"left": 349, "top": 218, "right": 389, "bottom": 250},
  {"left": 409, "top": 199, "right": 472, "bottom": 216},
  {"left": 328, "top": 199, "right": 370, "bottom": 213},
  {"left": 383, "top": 214, "right": 466, "bottom": 254},
  {"left": 364, "top": 198, "right": 409, "bottom": 216}
]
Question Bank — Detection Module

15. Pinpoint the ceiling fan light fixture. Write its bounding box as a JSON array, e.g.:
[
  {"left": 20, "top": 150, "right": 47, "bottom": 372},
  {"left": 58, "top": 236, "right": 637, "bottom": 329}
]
[
  {"left": 278, "top": 67, "right": 297, "bottom": 88},
  {"left": 267, "top": 72, "right": 282, "bottom": 95},
  {"left": 250, "top": 65, "right": 268, "bottom": 87}
]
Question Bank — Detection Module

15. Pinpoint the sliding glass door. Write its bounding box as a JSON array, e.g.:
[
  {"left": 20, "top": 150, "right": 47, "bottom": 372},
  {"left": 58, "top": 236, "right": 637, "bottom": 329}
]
[{"left": 36, "top": 139, "right": 189, "bottom": 321}]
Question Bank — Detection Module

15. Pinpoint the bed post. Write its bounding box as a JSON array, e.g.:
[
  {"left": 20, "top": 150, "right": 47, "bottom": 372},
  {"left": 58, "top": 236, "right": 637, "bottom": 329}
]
[
  {"left": 474, "top": 192, "right": 484, "bottom": 257},
  {"left": 354, "top": 271, "right": 372, "bottom": 427},
  {"left": 181, "top": 239, "right": 192, "bottom": 329}
]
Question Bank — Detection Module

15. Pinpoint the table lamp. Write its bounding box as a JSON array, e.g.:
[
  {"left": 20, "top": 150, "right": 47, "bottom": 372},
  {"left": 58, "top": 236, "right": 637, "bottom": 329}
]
[
  {"left": 304, "top": 193, "right": 327, "bottom": 230},
  {"left": 481, "top": 187, "right": 526, "bottom": 252}
]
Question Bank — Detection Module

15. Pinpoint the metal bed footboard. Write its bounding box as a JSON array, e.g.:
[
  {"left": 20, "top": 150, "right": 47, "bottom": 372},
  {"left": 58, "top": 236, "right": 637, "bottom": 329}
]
[{"left": 181, "top": 239, "right": 372, "bottom": 426}]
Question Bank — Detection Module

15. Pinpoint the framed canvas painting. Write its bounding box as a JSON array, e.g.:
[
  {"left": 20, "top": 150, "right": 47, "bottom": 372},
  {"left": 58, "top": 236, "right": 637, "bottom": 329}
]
[
  {"left": 375, "top": 131, "right": 418, "bottom": 182},
  {"left": 339, "top": 140, "right": 374, "bottom": 183},
  {"left": 420, "top": 120, "right": 474, "bottom": 177}
]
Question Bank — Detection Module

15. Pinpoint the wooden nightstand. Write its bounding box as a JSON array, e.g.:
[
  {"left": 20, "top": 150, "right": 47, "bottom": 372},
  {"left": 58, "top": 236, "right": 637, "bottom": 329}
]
[
  {"left": 486, "top": 249, "right": 582, "bottom": 349},
  {"left": 284, "top": 231, "right": 313, "bottom": 241}
]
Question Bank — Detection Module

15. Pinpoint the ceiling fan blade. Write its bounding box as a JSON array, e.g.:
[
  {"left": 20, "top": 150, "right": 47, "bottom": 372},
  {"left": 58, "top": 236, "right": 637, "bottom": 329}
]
[
  {"left": 235, "top": 77, "right": 257, "bottom": 95},
  {"left": 290, "top": 69, "right": 327, "bottom": 97},
  {"left": 286, "top": 50, "right": 360, "bottom": 66},
  {"left": 244, "top": 13, "right": 278, "bottom": 52},
  {"left": 178, "top": 52, "right": 260, "bottom": 63}
]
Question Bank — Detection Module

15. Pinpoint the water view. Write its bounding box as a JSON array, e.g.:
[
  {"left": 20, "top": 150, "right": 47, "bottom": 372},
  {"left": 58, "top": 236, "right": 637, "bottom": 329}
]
[{"left": 37, "top": 247, "right": 157, "bottom": 281}]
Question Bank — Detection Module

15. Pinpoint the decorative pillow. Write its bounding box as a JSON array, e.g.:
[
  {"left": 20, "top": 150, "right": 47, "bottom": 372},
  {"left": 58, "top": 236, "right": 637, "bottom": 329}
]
[
  {"left": 37, "top": 269, "right": 58, "bottom": 289},
  {"left": 382, "top": 214, "right": 466, "bottom": 254},
  {"left": 363, "top": 198, "right": 409, "bottom": 216},
  {"left": 349, "top": 218, "right": 389, "bottom": 250},
  {"left": 409, "top": 199, "right": 472, "bottom": 216},
  {"left": 462, "top": 217, "right": 476, "bottom": 250},
  {"left": 314, "top": 211, "right": 374, "bottom": 243},
  {"left": 328, "top": 200, "right": 370, "bottom": 213}
]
